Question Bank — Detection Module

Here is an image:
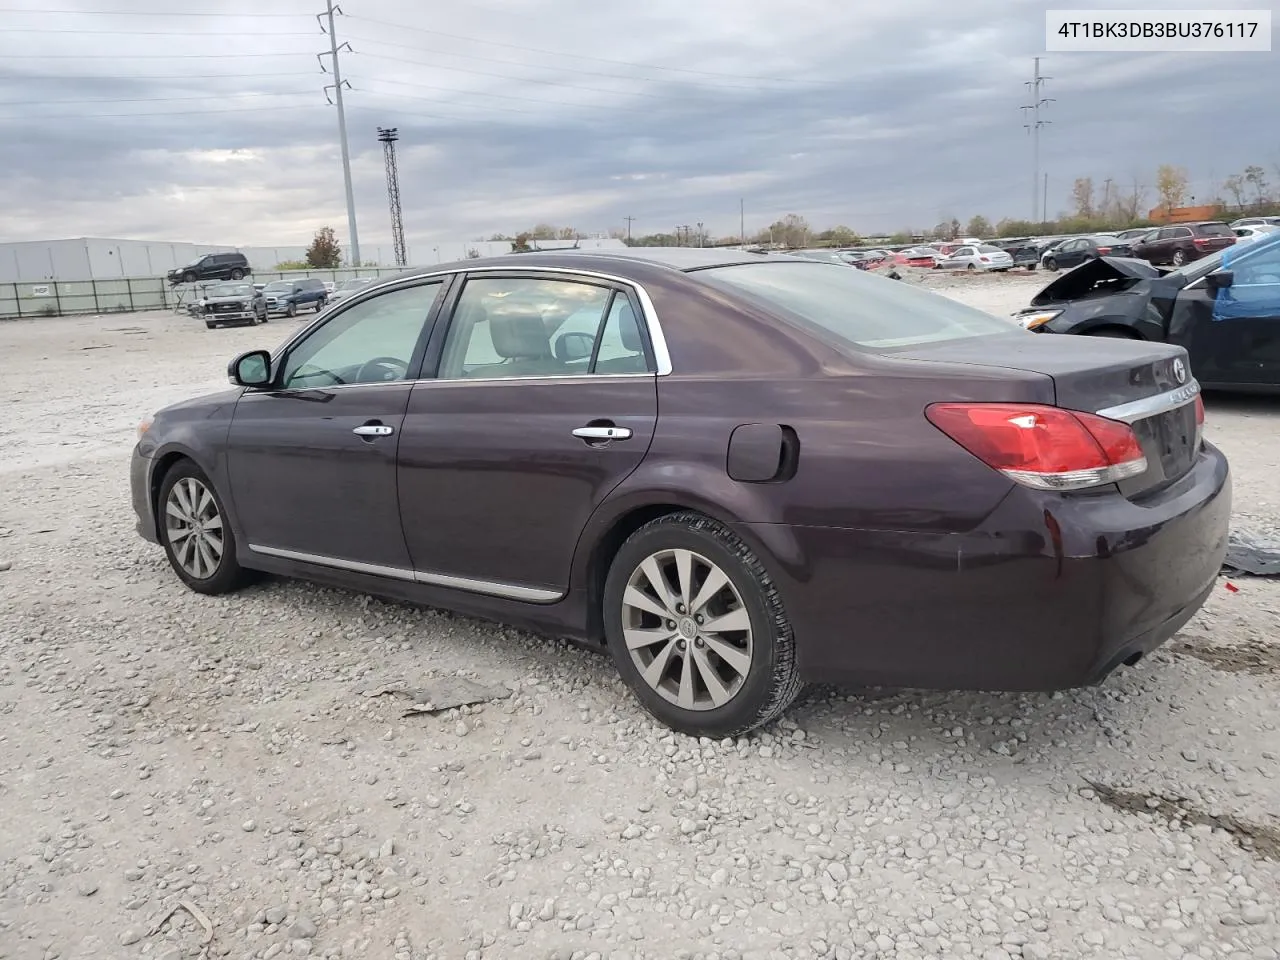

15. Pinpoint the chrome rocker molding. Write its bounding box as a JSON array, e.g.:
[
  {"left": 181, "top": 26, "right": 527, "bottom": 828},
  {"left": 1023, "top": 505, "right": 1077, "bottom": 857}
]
[{"left": 247, "top": 544, "right": 564, "bottom": 603}]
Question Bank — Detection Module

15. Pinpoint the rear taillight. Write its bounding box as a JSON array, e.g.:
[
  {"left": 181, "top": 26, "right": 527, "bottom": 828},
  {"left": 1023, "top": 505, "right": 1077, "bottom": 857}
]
[
  {"left": 1096, "top": 246, "right": 1111, "bottom": 255},
  {"left": 1194, "top": 393, "right": 1205, "bottom": 448},
  {"left": 979, "top": 256, "right": 990, "bottom": 262},
  {"left": 1193, "top": 237, "right": 1209, "bottom": 246},
  {"left": 925, "top": 403, "right": 1148, "bottom": 491}
]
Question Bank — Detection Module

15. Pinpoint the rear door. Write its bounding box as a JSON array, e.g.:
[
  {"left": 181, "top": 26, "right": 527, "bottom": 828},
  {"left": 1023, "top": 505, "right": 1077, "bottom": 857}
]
[
  {"left": 225, "top": 278, "right": 450, "bottom": 571},
  {"left": 396, "top": 271, "right": 659, "bottom": 601}
]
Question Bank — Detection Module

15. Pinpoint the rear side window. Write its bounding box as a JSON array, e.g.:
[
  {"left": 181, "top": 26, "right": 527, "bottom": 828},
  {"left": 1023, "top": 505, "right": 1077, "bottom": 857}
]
[{"left": 694, "top": 261, "right": 1014, "bottom": 350}]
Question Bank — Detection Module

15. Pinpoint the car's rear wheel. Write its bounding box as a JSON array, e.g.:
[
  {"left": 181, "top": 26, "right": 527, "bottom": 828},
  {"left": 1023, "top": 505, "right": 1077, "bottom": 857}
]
[
  {"left": 966, "top": 263, "right": 976, "bottom": 271},
  {"left": 603, "top": 513, "right": 802, "bottom": 738},
  {"left": 157, "top": 461, "right": 250, "bottom": 595},
  {"left": 1172, "top": 250, "right": 1186, "bottom": 266},
  {"left": 205, "top": 321, "right": 217, "bottom": 329},
  {"left": 315, "top": 298, "right": 327, "bottom": 312}
]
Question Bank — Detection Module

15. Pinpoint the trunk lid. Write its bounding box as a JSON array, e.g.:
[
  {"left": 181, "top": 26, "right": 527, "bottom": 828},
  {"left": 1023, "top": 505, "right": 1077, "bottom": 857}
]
[{"left": 895, "top": 332, "right": 1201, "bottom": 494}]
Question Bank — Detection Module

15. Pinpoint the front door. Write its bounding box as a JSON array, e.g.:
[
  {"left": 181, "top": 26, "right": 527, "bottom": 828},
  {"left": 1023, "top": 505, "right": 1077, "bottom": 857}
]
[
  {"left": 397, "top": 272, "right": 659, "bottom": 600},
  {"left": 226, "top": 278, "right": 449, "bottom": 570}
]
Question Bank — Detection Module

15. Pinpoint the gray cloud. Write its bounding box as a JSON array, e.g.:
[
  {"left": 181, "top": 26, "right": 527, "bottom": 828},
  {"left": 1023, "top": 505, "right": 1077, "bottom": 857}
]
[{"left": 0, "top": 0, "right": 1275, "bottom": 256}]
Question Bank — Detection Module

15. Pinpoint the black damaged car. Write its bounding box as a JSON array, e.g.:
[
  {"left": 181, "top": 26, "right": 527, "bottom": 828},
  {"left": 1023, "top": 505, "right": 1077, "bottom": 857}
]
[{"left": 1013, "top": 232, "right": 1280, "bottom": 392}]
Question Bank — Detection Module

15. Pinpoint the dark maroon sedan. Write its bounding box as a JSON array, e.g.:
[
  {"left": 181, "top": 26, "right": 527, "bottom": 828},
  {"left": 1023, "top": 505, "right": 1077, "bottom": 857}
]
[{"left": 131, "top": 249, "right": 1230, "bottom": 737}]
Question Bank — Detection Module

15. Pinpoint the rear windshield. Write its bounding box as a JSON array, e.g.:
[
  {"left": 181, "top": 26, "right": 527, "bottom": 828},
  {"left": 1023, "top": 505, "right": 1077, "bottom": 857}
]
[
  {"left": 1197, "top": 223, "right": 1233, "bottom": 237},
  {"left": 693, "top": 261, "right": 1014, "bottom": 349},
  {"left": 976, "top": 245, "right": 1004, "bottom": 253}
]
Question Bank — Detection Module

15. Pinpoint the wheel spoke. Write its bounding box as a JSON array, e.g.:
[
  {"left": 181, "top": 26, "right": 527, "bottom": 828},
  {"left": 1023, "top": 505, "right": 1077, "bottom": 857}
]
[
  {"left": 689, "top": 565, "right": 728, "bottom": 617},
  {"left": 203, "top": 530, "right": 224, "bottom": 558},
  {"left": 168, "top": 526, "right": 195, "bottom": 544},
  {"left": 703, "top": 634, "right": 751, "bottom": 678},
  {"left": 692, "top": 647, "right": 732, "bottom": 707},
  {"left": 639, "top": 556, "right": 678, "bottom": 614},
  {"left": 674, "top": 549, "right": 694, "bottom": 609},
  {"left": 165, "top": 500, "right": 190, "bottom": 522},
  {"left": 195, "top": 487, "right": 214, "bottom": 521},
  {"left": 196, "top": 539, "right": 218, "bottom": 577},
  {"left": 640, "top": 638, "right": 678, "bottom": 689},
  {"left": 173, "top": 481, "right": 194, "bottom": 516},
  {"left": 624, "top": 626, "right": 673, "bottom": 651},
  {"left": 178, "top": 536, "right": 197, "bottom": 575},
  {"left": 701, "top": 607, "right": 750, "bottom": 636},
  {"left": 202, "top": 514, "right": 223, "bottom": 531},
  {"left": 676, "top": 649, "right": 696, "bottom": 709},
  {"left": 623, "top": 586, "right": 669, "bottom": 621}
]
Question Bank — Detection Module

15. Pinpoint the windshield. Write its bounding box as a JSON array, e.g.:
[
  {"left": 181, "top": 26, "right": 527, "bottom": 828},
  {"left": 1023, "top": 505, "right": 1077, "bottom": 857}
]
[
  {"left": 338, "top": 278, "right": 373, "bottom": 291},
  {"left": 694, "top": 260, "right": 1014, "bottom": 350},
  {"left": 263, "top": 281, "right": 292, "bottom": 292},
  {"left": 209, "top": 282, "right": 253, "bottom": 297}
]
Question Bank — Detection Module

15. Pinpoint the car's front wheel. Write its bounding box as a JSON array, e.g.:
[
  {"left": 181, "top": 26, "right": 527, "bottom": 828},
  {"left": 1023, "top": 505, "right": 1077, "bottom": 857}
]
[
  {"left": 1044, "top": 257, "right": 1058, "bottom": 271},
  {"left": 286, "top": 302, "right": 298, "bottom": 317},
  {"left": 182, "top": 271, "right": 197, "bottom": 284},
  {"left": 603, "top": 513, "right": 802, "bottom": 738},
  {"left": 230, "top": 268, "right": 245, "bottom": 280},
  {"left": 157, "top": 461, "right": 251, "bottom": 595}
]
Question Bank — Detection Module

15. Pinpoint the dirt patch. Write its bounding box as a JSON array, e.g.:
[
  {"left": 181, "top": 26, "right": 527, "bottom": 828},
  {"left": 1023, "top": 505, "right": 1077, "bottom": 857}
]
[
  {"left": 1086, "top": 780, "right": 1280, "bottom": 861},
  {"left": 1169, "top": 639, "right": 1280, "bottom": 676}
]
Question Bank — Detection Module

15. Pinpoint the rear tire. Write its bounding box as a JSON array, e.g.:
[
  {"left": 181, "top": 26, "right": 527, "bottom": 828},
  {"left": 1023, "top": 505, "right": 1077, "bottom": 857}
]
[
  {"left": 205, "top": 321, "right": 217, "bottom": 329},
  {"left": 966, "top": 263, "right": 976, "bottom": 271},
  {"left": 1025, "top": 263, "right": 1037, "bottom": 271},
  {"left": 603, "top": 512, "right": 802, "bottom": 738},
  {"left": 157, "top": 460, "right": 251, "bottom": 596},
  {"left": 1172, "top": 250, "right": 1186, "bottom": 266}
]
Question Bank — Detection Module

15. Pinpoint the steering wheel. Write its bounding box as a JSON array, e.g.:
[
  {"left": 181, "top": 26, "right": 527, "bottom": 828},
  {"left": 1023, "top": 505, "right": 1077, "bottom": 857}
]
[{"left": 356, "top": 356, "right": 409, "bottom": 383}]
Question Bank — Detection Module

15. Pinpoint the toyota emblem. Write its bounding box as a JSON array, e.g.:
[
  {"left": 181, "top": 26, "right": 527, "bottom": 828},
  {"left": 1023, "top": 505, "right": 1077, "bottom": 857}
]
[{"left": 1172, "top": 358, "right": 1187, "bottom": 384}]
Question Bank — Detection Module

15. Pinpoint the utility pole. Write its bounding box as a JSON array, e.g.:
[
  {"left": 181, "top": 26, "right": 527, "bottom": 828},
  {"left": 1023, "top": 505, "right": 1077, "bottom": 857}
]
[
  {"left": 623, "top": 216, "right": 635, "bottom": 242},
  {"left": 696, "top": 221, "right": 704, "bottom": 247},
  {"left": 1021, "top": 57, "right": 1054, "bottom": 223},
  {"left": 1102, "top": 177, "right": 1114, "bottom": 215},
  {"left": 377, "top": 127, "right": 406, "bottom": 267},
  {"left": 740, "top": 198, "right": 745, "bottom": 247},
  {"left": 317, "top": 0, "right": 360, "bottom": 267},
  {"left": 1043, "top": 173, "right": 1049, "bottom": 222}
]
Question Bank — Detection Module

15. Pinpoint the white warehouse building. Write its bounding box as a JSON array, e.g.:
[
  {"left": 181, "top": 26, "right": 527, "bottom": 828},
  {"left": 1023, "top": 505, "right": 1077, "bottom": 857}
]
[{"left": 0, "top": 236, "right": 629, "bottom": 283}]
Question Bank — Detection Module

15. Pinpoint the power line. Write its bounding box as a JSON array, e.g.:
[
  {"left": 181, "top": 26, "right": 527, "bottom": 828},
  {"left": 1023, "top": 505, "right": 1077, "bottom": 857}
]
[
  {"left": 3, "top": 27, "right": 317, "bottom": 36},
  {"left": 347, "top": 75, "right": 618, "bottom": 114},
  {"left": 0, "top": 90, "right": 313, "bottom": 107},
  {"left": 0, "top": 7, "right": 307, "bottom": 15},
  {"left": 12, "top": 71, "right": 324, "bottom": 81},
  {"left": 0, "top": 102, "right": 323, "bottom": 121},
  {"left": 342, "top": 15, "right": 840, "bottom": 86},
  {"left": 2, "top": 51, "right": 318, "bottom": 59}
]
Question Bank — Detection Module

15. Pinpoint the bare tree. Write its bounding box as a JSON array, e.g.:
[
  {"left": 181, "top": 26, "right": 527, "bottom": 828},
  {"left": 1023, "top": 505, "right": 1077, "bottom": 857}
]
[
  {"left": 1244, "top": 165, "right": 1270, "bottom": 205},
  {"left": 1223, "top": 174, "right": 1248, "bottom": 211},
  {"left": 1070, "top": 177, "right": 1095, "bottom": 219},
  {"left": 1115, "top": 175, "right": 1148, "bottom": 222},
  {"left": 1156, "top": 164, "right": 1190, "bottom": 214}
]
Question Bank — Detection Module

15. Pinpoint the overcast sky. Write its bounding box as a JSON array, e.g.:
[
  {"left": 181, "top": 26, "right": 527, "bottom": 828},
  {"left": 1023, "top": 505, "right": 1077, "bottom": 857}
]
[{"left": 1, "top": 0, "right": 1276, "bottom": 256}]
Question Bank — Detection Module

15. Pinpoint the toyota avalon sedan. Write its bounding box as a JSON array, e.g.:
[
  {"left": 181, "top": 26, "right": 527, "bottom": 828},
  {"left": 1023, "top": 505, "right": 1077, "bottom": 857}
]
[{"left": 131, "top": 248, "right": 1230, "bottom": 737}]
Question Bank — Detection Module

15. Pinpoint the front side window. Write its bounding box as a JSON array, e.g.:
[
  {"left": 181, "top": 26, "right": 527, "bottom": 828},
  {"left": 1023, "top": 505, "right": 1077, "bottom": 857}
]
[
  {"left": 437, "top": 276, "right": 648, "bottom": 379},
  {"left": 279, "top": 282, "right": 443, "bottom": 389},
  {"left": 1225, "top": 239, "right": 1280, "bottom": 285},
  {"left": 694, "top": 260, "right": 1014, "bottom": 350}
]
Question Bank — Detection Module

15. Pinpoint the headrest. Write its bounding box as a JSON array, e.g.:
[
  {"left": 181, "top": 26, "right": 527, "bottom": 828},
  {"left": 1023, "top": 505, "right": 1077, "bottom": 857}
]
[
  {"left": 490, "top": 308, "right": 551, "bottom": 359},
  {"left": 617, "top": 302, "right": 643, "bottom": 352}
]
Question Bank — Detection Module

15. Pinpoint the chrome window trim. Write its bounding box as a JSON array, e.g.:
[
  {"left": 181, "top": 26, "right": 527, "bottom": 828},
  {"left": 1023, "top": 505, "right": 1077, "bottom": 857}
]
[
  {"left": 266, "top": 265, "right": 673, "bottom": 378},
  {"left": 247, "top": 544, "right": 564, "bottom": 603},
  {"left": 240, "top": 370, "right": 656, "bottom": 397},
  {"left": 1096, "top": 379, "right": 1200, "bottom": 423}
]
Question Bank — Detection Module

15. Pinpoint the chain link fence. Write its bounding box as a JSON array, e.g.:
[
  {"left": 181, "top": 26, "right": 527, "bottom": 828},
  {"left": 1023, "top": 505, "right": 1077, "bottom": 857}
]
[{"left": 0, "top": 268, "right": 408, "bottom": 320}]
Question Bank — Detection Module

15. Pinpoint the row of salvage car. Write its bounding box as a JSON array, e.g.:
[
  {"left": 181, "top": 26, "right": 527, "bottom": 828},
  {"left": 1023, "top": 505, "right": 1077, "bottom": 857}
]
[
  {"left": 1015, "top": 229, "right": 1280, "bottom": 392},
  {"left": 189, "top": 277, "right": 376, "bottom": 328}
]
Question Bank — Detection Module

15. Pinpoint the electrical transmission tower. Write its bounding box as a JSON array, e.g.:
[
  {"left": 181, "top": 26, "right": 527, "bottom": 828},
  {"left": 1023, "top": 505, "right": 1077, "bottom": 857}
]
[
  {"left": 377, "top": 127, "right": 407, "bottom": 267},
  {"left": 1021, "top": 57, "right": 1054, "bottom": 223}
]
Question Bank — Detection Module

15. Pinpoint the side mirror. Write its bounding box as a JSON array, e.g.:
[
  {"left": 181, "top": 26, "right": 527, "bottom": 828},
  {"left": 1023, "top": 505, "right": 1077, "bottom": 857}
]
[
  {"left": 1205, "top": 270, "right": 1234, "bottom": 290},
  {"left": 229, "top": 349, "right": 272, "bottom": 387},
  {"left": 554, "top": 331, "right": 595, "bottom": 362}
]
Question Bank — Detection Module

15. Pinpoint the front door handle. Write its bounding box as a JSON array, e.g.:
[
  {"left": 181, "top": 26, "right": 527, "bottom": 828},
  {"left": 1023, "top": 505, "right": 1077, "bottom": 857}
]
[
  {"left": 572, "top": 425, "right": 632, "bottom": 441},
  {"left": 353, "top": 424, "right": 395, "bottom": 437}
]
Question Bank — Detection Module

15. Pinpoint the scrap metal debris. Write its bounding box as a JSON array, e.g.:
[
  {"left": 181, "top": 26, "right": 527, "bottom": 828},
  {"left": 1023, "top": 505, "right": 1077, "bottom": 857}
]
[
  {"left": 1222, "top": 530, "right": 1280, "bottom": 577},
  {"left": 365, "top": 675, "right": 512, "bottom": 716}
]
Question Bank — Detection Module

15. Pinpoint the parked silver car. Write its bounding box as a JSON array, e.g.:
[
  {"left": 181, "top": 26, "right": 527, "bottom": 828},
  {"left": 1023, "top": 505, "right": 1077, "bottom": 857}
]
[
  {"left": 936, "top": 244, "right": 1014, "bottom": 272},
  {"left": 327, "top": 277, "right": 376, "bottom": 305}
]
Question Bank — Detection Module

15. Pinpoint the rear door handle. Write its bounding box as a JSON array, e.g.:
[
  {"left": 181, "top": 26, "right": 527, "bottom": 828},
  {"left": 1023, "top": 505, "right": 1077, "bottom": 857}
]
[
  {"left": 572, "top": 425, "right": 632, "bottom": 441},
  {"left": 353, "top": 424, "right": 394, "bottom": 437}
]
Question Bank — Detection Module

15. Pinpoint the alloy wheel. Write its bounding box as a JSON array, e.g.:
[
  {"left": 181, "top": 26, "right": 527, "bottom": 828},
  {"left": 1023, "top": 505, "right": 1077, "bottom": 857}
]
[
  {"left": 164, "top": 476, "right": 224, "bottom": 580},
  {"left": 621, "top": 548, "right": 754, "bottom": 711}
]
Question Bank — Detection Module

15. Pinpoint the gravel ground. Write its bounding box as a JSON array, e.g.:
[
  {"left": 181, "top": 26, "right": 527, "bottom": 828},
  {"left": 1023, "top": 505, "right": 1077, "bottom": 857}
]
[{"left": 1, "top": 275, "right": 1278, "bottom": 960}]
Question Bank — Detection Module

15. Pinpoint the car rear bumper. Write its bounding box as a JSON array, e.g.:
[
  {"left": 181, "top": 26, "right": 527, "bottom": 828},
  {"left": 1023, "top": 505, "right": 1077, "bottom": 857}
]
[
  {"left": 740, "top": 441, "right": 1231, "bottom": 691},
  {"left": 131, "top": 445, "right": 159, "bottom": 544}
]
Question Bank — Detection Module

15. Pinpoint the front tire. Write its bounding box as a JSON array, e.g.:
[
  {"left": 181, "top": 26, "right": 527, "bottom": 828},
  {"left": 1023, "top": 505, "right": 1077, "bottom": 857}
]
[
  {"left": 603, "top": 513, "right": 802, "bottom": 738},
  {"left": 157, "top": 461, "right": 250, "bottom": 595},
  {"left": 205, "top": 321, "right": 217, "bottom": 329},
  {"left": 183, "top": 271, "right": 197, "bottom": 284},
  {"left": 286, "top": 302, "right": 298, "bottom": 318},
  {"left": 230, "top": 268, "right": 245, "bottom": 280},
  {"left": 1044, "top": 257, "right": 1058, "bottom": 271}
]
